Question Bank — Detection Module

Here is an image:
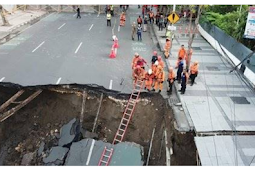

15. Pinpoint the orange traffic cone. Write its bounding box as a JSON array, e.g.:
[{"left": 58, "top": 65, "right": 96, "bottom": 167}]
[
  {"left": 113, "top": 38, "right": 119, "bottom": 48},
  {"left": 109, "top": 45, "right": 116, "bottom": 58}
]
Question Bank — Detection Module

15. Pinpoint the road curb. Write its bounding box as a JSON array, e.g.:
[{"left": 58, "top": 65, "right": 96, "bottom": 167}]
[{"left": 0, "top": 11, "right": 48, "bottom": 42}]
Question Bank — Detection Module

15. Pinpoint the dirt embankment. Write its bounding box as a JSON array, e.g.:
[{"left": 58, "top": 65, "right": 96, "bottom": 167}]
[{"left": 0, "top": 84, "right": 196, "bottom": 165}]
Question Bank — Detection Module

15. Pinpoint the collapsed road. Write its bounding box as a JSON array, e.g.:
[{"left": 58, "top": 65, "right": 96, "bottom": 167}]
[{"left": 0, "top": 83, "right": 196, "bottom": 165}]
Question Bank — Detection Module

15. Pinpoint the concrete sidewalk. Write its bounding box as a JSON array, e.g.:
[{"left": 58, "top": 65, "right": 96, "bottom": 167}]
[
  {"left": 153, "top": 22, "right": 255, "bottom": 133},
  {"left": 0, "top": 10, "right": 47, "bottom": 40}
]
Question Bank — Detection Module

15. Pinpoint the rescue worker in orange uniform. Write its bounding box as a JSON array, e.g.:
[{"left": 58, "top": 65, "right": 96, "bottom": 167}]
[
  {"left": 157, "top": 55, "right": 165, "bottom": 68},
  {"left": 149, "top": 10, "right": 154, "bottom": 24},
  {"left": 144, "top": 69, "right": 154, "bottom": 91},
  {"left": 120, "top": 12, "right": 126, "bottom": 26},
  {"left": 132, "top": 65, "right": 145, "bottom": 83},
  {"left": 151, "top": 60, "right": 158, "bottom": 88},
  {"left": 153, "top": 65, "right": 165, "bottom": 93},
  {"left": 164, "top": 38, "right": 171, "bottom": 58},
  {"left": 178, "top": 45, "right": 186, "bottom": 60},
  {"left": 185, "top": 47, "right": 193, "bottom": 71},
  {"left": 136, "top": 56, "right": 147, "bottom": 69},
  {"left": 167, "top": 67, "right": 175, "bottom": 94},
  {"left": 189, "top": 61, "right": 199, "bottom": 86},
  {"left": 131, "top": 52, "right": 140, "bottom": 70}
]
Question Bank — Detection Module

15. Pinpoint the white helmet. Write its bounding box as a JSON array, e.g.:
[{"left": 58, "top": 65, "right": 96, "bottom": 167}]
[
  {"left": 135, "top": 52, "right": 139, "bottom": 56},
  {"left": 112, "top": 35, "right": 116, "bottom": 41},
  {"left": 155, "top": 61, "right": 159, "bottom": 66},
  {"left": 148, "top": 69, "right": 152, "bottom": 75}
]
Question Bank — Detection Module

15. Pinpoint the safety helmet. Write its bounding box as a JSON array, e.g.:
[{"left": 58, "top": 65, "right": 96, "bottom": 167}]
[
  {"left": 135, "top": 52, "right": 139, "bottom": 57},
  {"left": 169, "top": 67, "right": 173, "bottom": 71},
  {"left": 158, "top": 56, "right": 162, "bottom": 60},
  {"left": 157, "top": 65, "right": 163, "bottom": 71},
  {"left": 148, "top": 69, "right": 152, "bottom": 75},
  {"left": 194, "top": 61, "right": 199, "bottom": 65},
  {"left": 136, "top": 65, "right": 141, "bottom": 69},
  {"left": 155, "top": 61, "right": 159, "bottom": 66},
  {"left": 153, "top": 51, "right": 157, "bottom": 55},
  {"left": 112, "top": 35, "right": 116, "bottom": 41}
]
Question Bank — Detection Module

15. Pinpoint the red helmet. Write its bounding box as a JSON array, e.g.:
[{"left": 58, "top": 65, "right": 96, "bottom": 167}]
[{"left": 136, "top": 65, "right": 141, "bottom": 69}]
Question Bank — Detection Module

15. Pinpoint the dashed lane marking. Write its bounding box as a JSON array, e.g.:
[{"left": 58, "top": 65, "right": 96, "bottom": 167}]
[
  {"left": 118, "top": 25, "right": 120, "bottom": 32},
  {"left": 109, "top": 80, "right": 113, "bottom": 89},
  {"left": 0, "top": 77, "right": 5, "bottom": 82},
  {"left": 58, "top": 23, "right": 66, "bottom": 30},
  {"left": 89, "top": 24, "right": 94, "bottom": 31},
  {"left": 56, "top": 77, "right": 62, "bottom": 84},
  {"left": 75, "top": 42, "right": 83, "bottom": 54},
  {"left": 32, "top": 41, "right": 45, "bottom": 53}
]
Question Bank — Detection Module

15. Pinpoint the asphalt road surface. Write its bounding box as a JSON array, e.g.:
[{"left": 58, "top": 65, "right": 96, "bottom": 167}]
[{"left": 0, "top": 6, "right": 156, "bottom": 93}]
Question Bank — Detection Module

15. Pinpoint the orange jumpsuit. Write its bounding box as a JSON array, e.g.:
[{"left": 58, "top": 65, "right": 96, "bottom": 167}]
[
  {"left": 144, "top": 72, "right": 154, "bottom": 91},
  {"left": 132, "top": 56, "right": 139, "bottom": 69},
  {"left": 190, "top": 63, "right": 198, "bottom": 75},
  {"left": 158, "top": 60, "right": 165, "bottom": 68},
  {"left": 132, "top": 67, "right": 145, "bottom": 82},
  {"left": 168, "top": 71, "right": 175, "bottom": 83},
  {"left": 164, "top": 40, "right": 171, "bottom": 58},
  {"left": 178, "top": 48, "right": 186, "bottom": 60},
  {"left": 120, "top": 14, "right": 126, "bottom": 26},
  {"left": 154, "top": 67, "right": 165, "bottom": 91},
  {"left": 151, "top": 64, "right": 158, "bottom": 87}
]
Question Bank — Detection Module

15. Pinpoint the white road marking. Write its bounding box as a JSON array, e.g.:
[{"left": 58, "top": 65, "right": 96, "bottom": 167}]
[
  {"left": 109, "top": 80, "right": 113, "bottom": 89},
  {"left": 86, "top": 139, "right": 95, "bottom": 165},
  {"left": 0, "top": 77, "right": 5, "bottom": 82},
  {"left": 32, "top": 41, "right": 45, "bottom": 53},
  {"left": 75, "top": 42, "right": 83, "bottom": 54},
  {"left": 89, "top": 24, "right": 94, "bottom": 31},
  {"left": 118, "top": 25, "right": 120, "bottom": 32},
  {"left": 58, "top": 23, "right": 66, "bottom": 30},
  {"left": 56, "top": 77, "right": 62, "bottom": 84}
]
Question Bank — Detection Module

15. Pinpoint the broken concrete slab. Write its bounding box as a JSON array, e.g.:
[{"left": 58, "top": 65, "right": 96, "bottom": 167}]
[
  {"left": 43, "top": 146, "right": 69, "bottom": 165},
  {"left": 58, "top": 118, "right": 80, "bottom": 147},
  {"left": 65, "top": 138, "right": 144, "bottom": 166},
  {"left": 81, "top": 128, "right": 98, "bottom": 139},
  {"left": 21, "top": 152, "right": 34, "bottom": 165},
  {"left": 37, "top": 141, "right": 45, "bottom": 157}
]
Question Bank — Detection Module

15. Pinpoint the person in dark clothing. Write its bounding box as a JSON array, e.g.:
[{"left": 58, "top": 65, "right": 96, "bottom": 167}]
[
  {"left": 151, "top": 51, "right": 158, "bottom": 64},
  {"left": 164, "top": 15, "right": 168, "bottom": 28},
  {"left": 179, "top": 69, "right": 188, "bottom": 94},
  {"left": 176, "top": 61, "right": 184, "bottom": 83},
  {"left": 158, "top": 15, "right": 164, "bottom": 31},
  {"left": 155, "top": 12, "right": 160, "bottom": 26},
  {"left": 137, "top": 24, "right": 142, "bottom": 41},
  {"left": 77, "top": 7, "right": 81, "bottom": 19}
]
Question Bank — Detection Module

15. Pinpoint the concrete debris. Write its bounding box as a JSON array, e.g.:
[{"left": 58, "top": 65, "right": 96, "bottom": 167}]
[
  {"left": 65, "top": 139, "right": 144, "bottom": 166},
  {"left": 21, "top": 152, "right": 34, "bottom": 165},
  {"left": 58, "top": 118, "right": 80, "bottom": 147},
  {"left": 175, "top": 102, "right": 182, "bottom": 106},
  {"left": 81, "top": 128, "right": 98, "bottom": 139},
  {"left": 43, "top": 146, "right": 69, "bottom": 165},
  {"left": 108, "top": 96, "right": 127, "bottom": 106},
  {"left": 37, "top": 142, "right": 45, "bottom": 156},
  {"left": 140, "top": 99, "right": 151, "bottom": 105}
]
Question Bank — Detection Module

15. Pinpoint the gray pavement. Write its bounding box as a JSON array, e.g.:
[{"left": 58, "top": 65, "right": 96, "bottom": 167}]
[
  {"left": 0, "top": 6, "right": 155, "bottom": 94},
  {"left": 154, "top": 21, "right": 255, "bottom": 132}
]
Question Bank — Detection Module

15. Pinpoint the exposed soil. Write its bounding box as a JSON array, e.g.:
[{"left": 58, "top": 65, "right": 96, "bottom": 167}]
[{"left": 0, "top": 83, "right": 196, "bottom": 165}]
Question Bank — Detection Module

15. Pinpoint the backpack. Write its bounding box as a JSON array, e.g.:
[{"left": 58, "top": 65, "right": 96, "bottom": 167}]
[
  {"left": 137, "top": 18, "right": 142, "bottom": 23},
  {"left": 137, "top": 27, "right": 142, "bottom": 33}
]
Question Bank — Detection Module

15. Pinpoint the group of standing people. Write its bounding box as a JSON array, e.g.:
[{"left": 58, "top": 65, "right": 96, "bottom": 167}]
[{"left": 132, "top": 51, "right": 166, "bottom": 93}]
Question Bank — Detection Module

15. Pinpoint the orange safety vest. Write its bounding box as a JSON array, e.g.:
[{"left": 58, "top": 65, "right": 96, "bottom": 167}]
[
  {"left": 150, "top": 12, "right": 154, "bottom": 18},
  {"left": 156, "top": 70, "right": 165, "bottom": 82},
  {"left": 190, "top": 64, "right": 198, "bottom": 74},
  {"left": 132, "top": 57, "right": 139, "bottom": 68},
  {"left": 151, "top": 64, "right": 158, "bottom": 75},
  {"left": 158, "top": 60, "right": 164, "bottom": 68},
  {"left": 178, "top": 48, "right": 186, "bottom": 60},
  {"left": 145, "top": 72, "right": 154, "bottom": 81}
]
